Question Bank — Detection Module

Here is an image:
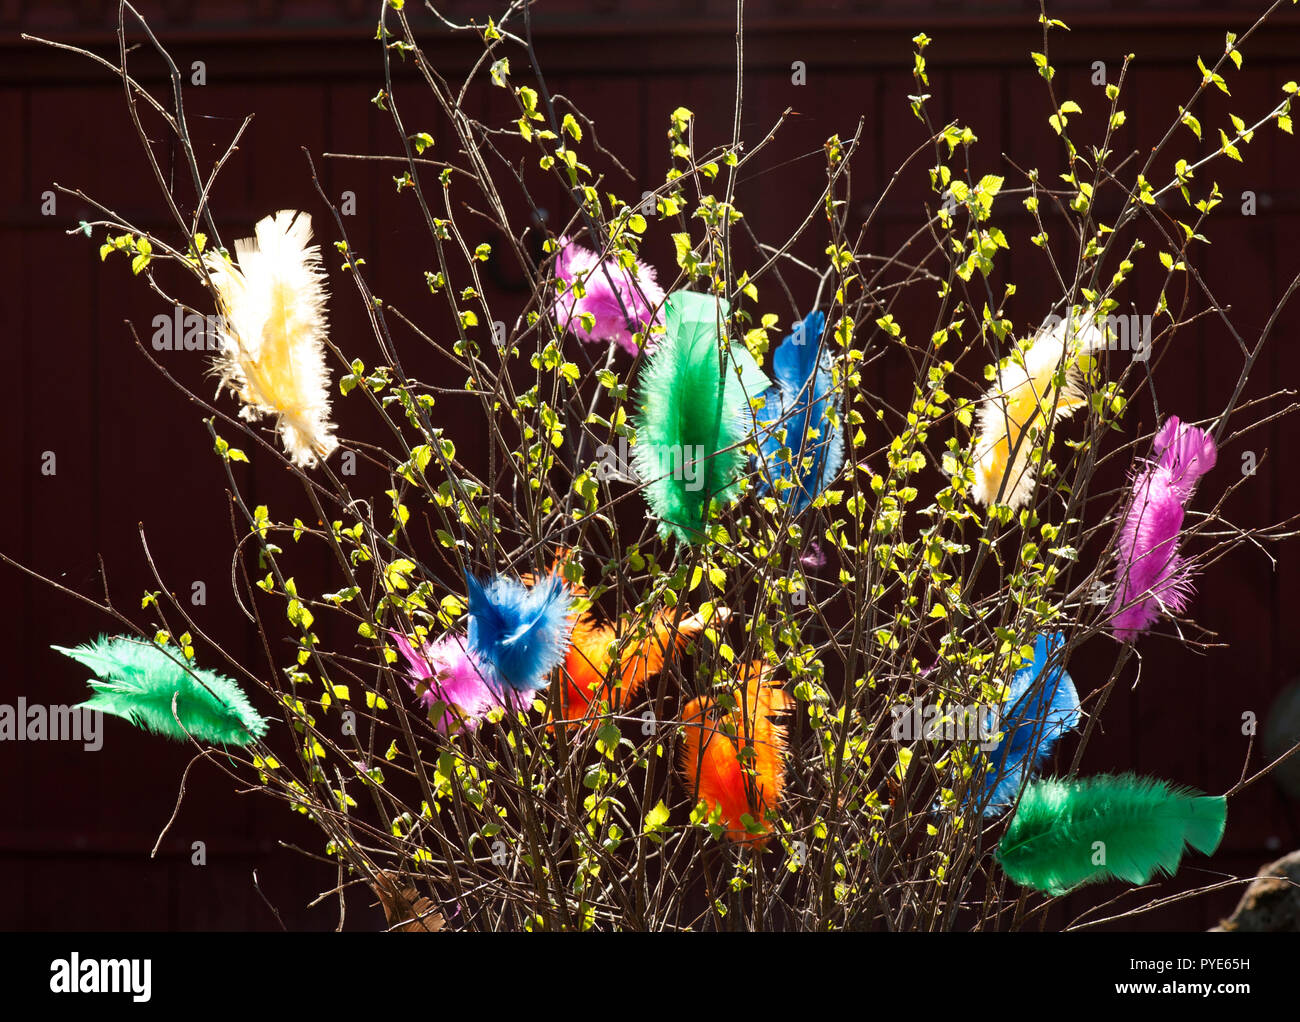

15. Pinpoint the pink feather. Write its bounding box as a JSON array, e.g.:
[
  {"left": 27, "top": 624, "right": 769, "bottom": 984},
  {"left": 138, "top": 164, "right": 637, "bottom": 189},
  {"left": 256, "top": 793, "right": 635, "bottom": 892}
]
[
  {"left": 1153, "top": 415, "right": 1217, "bottom": 495},
  {"left": 1108, "top": 418, "right": 1216, "bottom": 641},
  {"left": 551, "top": 236, "right": 664, "bottom": 355},
  {"left": 391, "top": 631, "right": 528, "bottom": 733}
]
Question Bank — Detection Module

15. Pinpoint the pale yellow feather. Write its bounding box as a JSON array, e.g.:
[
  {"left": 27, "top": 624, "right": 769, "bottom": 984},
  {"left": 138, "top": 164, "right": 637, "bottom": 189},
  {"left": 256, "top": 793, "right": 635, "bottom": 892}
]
[
  {"left": 971, "top": 311, "right": 1100, "bottom": 509},
  {"left": 205, "top": 210, "right": 338, "bottom": 468}
]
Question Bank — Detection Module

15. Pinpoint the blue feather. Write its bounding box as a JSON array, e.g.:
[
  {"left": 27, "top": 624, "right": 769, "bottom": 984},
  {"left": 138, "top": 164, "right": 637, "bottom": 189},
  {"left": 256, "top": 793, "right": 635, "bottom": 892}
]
[
  {"left": 755, "top": 310, "right": 844, "bottom": 513},
  {"left": 977, "top": 632, "right": 1081, "bottom": 817},
  {"left": 465, "top": 571, "right": 573, "bottom": 694}
]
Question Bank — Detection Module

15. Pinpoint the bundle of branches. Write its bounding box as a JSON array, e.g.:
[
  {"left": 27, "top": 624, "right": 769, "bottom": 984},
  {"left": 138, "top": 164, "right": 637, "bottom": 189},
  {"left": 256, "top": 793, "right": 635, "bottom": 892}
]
[{"left": 12, "top": 0, "right": 1300, "bottom": 931}]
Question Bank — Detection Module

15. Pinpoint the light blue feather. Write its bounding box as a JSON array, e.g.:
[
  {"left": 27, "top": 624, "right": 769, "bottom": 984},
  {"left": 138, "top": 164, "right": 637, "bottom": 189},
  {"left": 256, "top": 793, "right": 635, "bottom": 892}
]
[
  {"left": 465, "top": 571, "right": 573, "bottom": 693},
  {"left": 977, "top": 632, "right": 1081, "bottom": 817},
  {"left": 755, "top": 310, "right": 844, "bottom": 513}
]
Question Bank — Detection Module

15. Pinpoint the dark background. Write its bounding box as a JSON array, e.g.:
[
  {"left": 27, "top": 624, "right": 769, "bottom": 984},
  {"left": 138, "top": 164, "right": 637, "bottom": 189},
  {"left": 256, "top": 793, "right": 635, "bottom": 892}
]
[{"left": 2, "top": 0, "right": 1299, "bottom": 930}]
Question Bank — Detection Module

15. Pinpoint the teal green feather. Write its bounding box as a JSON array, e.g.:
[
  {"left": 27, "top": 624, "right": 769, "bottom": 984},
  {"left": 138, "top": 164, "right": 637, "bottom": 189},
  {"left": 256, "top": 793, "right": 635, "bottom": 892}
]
[
  {"left": 53, "top": 634, "right": 268, "bottom": 747},
  {"left": 995, "top": 773, "right": 1226, "bottom": 896},
  {"left": 632, "top": 291, "right": 771, "bottom": 543}
]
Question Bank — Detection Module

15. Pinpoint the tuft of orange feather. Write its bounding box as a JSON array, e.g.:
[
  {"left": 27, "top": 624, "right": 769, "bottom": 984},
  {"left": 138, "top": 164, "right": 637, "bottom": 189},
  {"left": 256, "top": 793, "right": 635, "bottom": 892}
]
[
  {"left": 519, "top": 548, "right": 583, "bottom": 593},
  {"left": 557, "top": 606, "right": 726, "bottom": 726},
  {"left": 679, "top": 662, "right": 792, "bottom": 845}
]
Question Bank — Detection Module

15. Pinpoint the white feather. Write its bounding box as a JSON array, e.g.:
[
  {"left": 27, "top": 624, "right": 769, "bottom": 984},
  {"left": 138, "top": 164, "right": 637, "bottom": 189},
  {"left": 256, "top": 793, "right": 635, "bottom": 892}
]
[{"left": 204, "top": 210, "right": 338, "bottom": 468}]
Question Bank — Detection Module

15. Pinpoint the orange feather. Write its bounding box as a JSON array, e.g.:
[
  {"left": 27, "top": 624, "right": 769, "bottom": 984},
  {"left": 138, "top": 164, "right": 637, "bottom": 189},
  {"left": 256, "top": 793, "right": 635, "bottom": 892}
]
[
  {"left": 519, "top": 548, "right": 585, "bottom": 595},
  {"left": 557, "top": 607, "right": 721, "bottom": 726},
  {"left": 679, "top": 662, "right": 792, "bottom": 846}
]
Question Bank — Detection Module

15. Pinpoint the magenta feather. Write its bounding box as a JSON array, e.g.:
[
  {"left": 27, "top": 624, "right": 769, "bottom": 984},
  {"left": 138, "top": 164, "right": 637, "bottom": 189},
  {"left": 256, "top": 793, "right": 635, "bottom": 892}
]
[
  {"left": 1108, "top": 417, "right": 1216, "bottom": 641},
  {"left": 551, "top": 236, "right": 664, "bottom": 355},
  {"left": 1153, "top": 414, "right": 1217, "bottom": 493},
  {"left": 391, "top": 630, "right": 528, "bottom": 733}
]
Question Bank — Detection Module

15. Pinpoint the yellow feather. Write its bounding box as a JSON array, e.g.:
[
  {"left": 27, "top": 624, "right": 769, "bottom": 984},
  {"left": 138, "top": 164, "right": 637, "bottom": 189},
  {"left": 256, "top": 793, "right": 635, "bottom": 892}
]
[
  {"left": 205, "top": 210, "right": 338, "bottom": 467},
  {"left": 971, "top": 311, "right": 1099, "bottom": 510}
]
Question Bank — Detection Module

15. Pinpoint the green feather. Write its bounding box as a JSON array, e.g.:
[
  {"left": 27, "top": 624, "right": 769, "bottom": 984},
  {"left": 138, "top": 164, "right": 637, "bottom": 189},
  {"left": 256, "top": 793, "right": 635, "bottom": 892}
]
[
  {"left": 53, "top": 634, "right": 268, "bottom": 747},
  {"left": 632, "top": 291, "right": 771, "bottom": 543},
  {"left": 995, "top": 773, "right": 1226, "bottom": 896}
]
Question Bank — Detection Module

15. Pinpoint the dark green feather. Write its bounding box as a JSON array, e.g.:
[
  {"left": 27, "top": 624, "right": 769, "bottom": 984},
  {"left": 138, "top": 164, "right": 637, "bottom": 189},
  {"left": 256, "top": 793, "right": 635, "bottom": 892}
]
[{"left": 53, "top": 634, "right": 268, "bottom": 747}]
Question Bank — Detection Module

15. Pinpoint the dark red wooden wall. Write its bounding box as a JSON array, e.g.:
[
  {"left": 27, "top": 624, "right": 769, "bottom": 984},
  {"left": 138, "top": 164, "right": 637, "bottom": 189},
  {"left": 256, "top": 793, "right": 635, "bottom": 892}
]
[{"left": 3, "top": 0, "right": 1300, "bottom": 930}]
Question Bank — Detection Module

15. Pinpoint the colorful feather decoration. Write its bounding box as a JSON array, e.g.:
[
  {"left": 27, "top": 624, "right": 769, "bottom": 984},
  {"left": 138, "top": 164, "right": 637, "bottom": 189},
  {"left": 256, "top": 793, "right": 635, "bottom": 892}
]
[
  {"left": 558, "top": 606, "right": 727, "bottom": 726},
  {"left": 995, "top": 773, "right": 1227, "bottom": 895},
  {"left": 679, "top": 662, "right": 792, "bottom": 845},
  {"left": 1108, "top": 416, "right": 1217, "bottom": 641},
  {"left": 52, "top": 634, "right": 267, "bottom": 746},
  {"left": 971, "top": 310, "right": 1101, "bottom": 510},
  {"left": 465, "top": 570, "right": 573, "bottom": 694},
  {"left": 633, "top": 291, "right": 772, "bottom": 543},
  {"left": 204, "top": 209, "right": 338, "bottom": 467},
  {"left": 976, "top": 632, "right": 1082, "bottom": 816},
  {"left": 552, "top": 235, "right": 665, "bottom": 355},
  {"left": 391, "top": 630, "right": 527, "bottom": 733},
  {"left": 755, "top": 310, "right": 844, "bottom": 513}
]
